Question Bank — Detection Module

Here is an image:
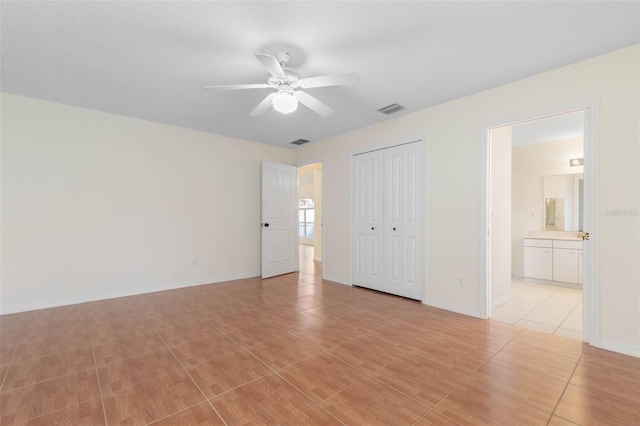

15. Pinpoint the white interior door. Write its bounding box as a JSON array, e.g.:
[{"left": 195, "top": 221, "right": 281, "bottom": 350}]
[
  {"left": 262, "top": 161, "right": 298, "bottom": 278},
  {"left": 383, "top": 142, "right": 422, "bottom": 300},
  {"left": 352, "top": 150, "right": 384, "bottom": 291}
]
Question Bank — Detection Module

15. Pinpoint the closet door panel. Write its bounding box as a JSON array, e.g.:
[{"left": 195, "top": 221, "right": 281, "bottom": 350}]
[
  {"left": 384, "top": 146, "right": 404, "bottom": 296},
  {"left": 352, "top": 150, "right": 384, "bottom": 291},
  {"left": 384, "top": 142, "right": 423, "bottom": 300},
  {"left": 402, "top": 143, "right": 423, "bottom": 300}
]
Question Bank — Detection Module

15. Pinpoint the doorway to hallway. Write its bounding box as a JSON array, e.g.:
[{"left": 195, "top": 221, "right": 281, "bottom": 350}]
[
  {"left": 299, "top": 244, "right": 322, "bottom": 279},
  {"left": 297, "top": 162, "right": 323, "bottom": 281}
]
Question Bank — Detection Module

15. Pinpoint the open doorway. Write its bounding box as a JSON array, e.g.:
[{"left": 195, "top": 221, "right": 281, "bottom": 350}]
[
  {"left": 488, "top": 110, "right": 588, "bottom": 340},
  {"left": 298, "top": 162, "right": 323, "bottom": 279}
]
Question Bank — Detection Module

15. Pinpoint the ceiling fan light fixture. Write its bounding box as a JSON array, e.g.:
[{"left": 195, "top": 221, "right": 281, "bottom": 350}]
[{"left": 272, "top": 91, "right": 298, "bottom": 114}]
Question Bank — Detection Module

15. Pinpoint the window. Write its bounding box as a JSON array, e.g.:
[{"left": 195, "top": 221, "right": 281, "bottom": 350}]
[{"left": 299, "top": 198, "right": 315, "bottom": 239}]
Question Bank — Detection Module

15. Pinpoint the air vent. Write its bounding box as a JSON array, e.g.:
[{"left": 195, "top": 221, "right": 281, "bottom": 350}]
[
  {"left": 377, "top": 103, "right": 405, "bottom": 114},
  {"left": 290, "top": 138, "right": 311, "bottom": 146}
]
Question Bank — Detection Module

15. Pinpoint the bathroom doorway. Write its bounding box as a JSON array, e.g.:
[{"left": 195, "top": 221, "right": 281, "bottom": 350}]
[{"left": 484, "top": 107, "right": 598, "bottom": 343}]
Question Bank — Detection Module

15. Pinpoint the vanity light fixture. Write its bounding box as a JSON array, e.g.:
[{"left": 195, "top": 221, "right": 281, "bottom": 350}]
[
  {"left": 569, "top": 157, "right": 584, "bottom": 167},
  {"left": 272, "top": 91, "right": 298, "bottom": 114}
]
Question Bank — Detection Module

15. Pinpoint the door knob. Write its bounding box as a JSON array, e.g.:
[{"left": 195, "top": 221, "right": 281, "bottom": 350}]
[
  {"left": 371, "top": 227, "right": 375, "bottom": 230},
  {"left": 393, "top": 227, "right": 397, "bottom": 231},
  {"left": 262, "top": 223, "right": 269, "bottom": 227}
]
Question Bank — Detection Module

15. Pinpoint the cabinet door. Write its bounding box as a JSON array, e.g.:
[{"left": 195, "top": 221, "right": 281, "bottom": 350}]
[
  {"left": 524, "top": 247, "right": 552, "bottom": 280},
  {"left": 578, "top": 250, "right": 583, "bottom": 284},
  {"left": 553, "top": 249, "right": 579, "bottom": 284},
  {"left": 352, "top": 150, "right": 384, "bottom": 291},
  {"left": 383, "top": 142, "right": 422, "bottom": 300}
]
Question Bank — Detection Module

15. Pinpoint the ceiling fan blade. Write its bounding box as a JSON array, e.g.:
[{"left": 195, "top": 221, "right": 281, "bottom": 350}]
[
  {"left": 255, "top": 53, "right": 286, "bottom": 79},
  {"left": 203, "top": 83, "right": 270, "bottom": 90},
  {"left": 298, "top": 72, "right": 360, "bottom": 89},
  {"left": 294, "top": 91, "right": 334, "bottom": 117},
  {"left": 250, "top": 93, "right": 277, "bottom": 117}
]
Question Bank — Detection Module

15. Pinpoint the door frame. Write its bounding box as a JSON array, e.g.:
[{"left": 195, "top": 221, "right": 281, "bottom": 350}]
[
  {"left": 480, "top": 99, "right": 600, "bottom": 346},
  {"left": 296, "top": 159, "right": 325, "bottom": 278}
]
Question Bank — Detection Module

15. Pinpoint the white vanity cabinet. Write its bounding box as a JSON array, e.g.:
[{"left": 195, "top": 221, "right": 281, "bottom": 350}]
[
  {"left": 524, "top": 238, "right": 583, "bottom": 284},
  {"left": 524, "top": 239, "right": 553, "bottom": 280},
  {"left": 552, "top": 240, "right": 583, "bottom": 284}
]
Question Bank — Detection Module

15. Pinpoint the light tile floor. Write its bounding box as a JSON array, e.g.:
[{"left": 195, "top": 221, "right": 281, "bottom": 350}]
[{"left": 491, "top": 277, "right": 583, "bottom": 341}]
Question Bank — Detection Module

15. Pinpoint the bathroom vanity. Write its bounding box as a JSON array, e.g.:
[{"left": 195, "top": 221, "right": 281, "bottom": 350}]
[{"left": 524, "top": 235, "right": 583, "bottom": 285}]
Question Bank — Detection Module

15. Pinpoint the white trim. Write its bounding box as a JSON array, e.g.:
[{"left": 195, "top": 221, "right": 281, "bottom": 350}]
[
  {"left": 480, "top": 100, "right": 600, "bottom": 346},
  {"left": 480, "top": 126, "right": 491, "bottom": 319},
  {"left": 582, "top": 100, "right": 600, "bottom": 347},
  {"left": 0, "top": 272, "right": 260, "bottom": 315},
  {"left": 599, "top": 340, "right": 640, "bottom": 359},
  {"left": 423, "top": 298, "right": 481, "bottom": 318}
]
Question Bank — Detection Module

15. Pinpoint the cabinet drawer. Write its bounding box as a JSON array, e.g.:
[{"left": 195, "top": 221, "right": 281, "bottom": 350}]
[
  {"left": 524, "top": 238, "right": 552, "bottom": 248},
  {"left": 553, "top": 240, "right": 583, "bottom": 250}
]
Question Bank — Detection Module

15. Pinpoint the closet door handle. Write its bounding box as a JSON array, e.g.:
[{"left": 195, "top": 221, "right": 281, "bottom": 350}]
[
  {"left": 393, "top": 227, "right": 397, "bottom": 231},
  {"left": 371, "top": 227, "right": 375, "bottom": 230}
]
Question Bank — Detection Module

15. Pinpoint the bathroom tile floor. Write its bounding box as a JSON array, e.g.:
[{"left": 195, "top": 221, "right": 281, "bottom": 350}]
[{"left": 491, "top": 277, "right": 583, "bottom": 340}]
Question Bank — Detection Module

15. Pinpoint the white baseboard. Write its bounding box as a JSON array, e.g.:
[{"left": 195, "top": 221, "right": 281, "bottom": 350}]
[
  {"left": 422, "top": 298, "right": 481, "bottom": 318},
  {"left": 321, "top": 275, "right": 350, "bottom": 286},
  {"left": 597, "top": 340, "right": 640, "bottom": 358},
  {"left": 0, "top": 272, "right": 260, "bottom": 315}
]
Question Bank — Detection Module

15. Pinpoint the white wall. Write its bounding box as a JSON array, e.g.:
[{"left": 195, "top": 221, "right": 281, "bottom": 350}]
[
  {"left": 1, "top": 93, "right": 292, "bottom": 313},
  {"left": 293, "top": 45, "right": 640, "bottom": 356},
  {"left": 490, "top": 126, "right": 512, "bottom": 308},
  {"left": 511, "top": 137, "right": 584, "bottom": 275}
]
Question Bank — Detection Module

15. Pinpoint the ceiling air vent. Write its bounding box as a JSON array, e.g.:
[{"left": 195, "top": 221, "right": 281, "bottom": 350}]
[
  {"left": 377, "top": 103, "right": 405, "bottom": 115},
  {"left": 290, "top": 138, "right": 311, "bottom": 146}
]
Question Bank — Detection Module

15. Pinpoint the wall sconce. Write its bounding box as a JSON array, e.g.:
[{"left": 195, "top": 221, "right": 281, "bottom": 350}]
[{"left": 569, "top": 158, "right": 584, "bottom": 167}]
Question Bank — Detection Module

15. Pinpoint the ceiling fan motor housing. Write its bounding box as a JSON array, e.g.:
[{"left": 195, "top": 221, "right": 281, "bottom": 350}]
[
  {"left": 275, "top": 52, "right": 291, "bottom": 66},
  {"left": 268, "top": 68, "right": 299, "bottom": 90}
]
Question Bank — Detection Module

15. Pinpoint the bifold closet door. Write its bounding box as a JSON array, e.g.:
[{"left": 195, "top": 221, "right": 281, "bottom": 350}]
[
  {"left": 383, "top": 142, "right": 422, "bottom": 300},
  {"left": 352, "top": 141, "right": 423, "bottom": 300},
  {"left": 352, "top": 149, "right": 384, "bottom": 291}
]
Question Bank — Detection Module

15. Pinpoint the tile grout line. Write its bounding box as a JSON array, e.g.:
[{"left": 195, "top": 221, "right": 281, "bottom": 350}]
[
  {"left": 414, "top": 326, "right": 528, "bottom": 422},
  {"left": 550, "top": 301, "right": 583, "bottom": 337},
  {"left": 546, "top": 346, "right": 586, "bottom": 425},
  {"left": 198, "top": 320, "right": 332, "bottom": 424},
  {"left": 496, "top": 281, "right": 583, "bottom": 340},
  {"left": 153, "top": 328, "right": 230, "bottom": 426},
  {"left": 89, "top": 333, "right": 110, "bottom": 426},
  {"left": 0, "top": 345, "right": 17, "bottom": 391}
]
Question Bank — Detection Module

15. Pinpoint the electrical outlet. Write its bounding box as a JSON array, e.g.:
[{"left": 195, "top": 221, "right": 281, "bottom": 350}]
[{"left": 458, "top": 276, "right": 464, "bottom": 287}]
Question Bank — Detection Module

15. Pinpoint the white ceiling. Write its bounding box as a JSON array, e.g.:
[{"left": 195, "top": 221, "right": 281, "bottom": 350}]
[{"left": 1, "top": 1, "right": 638, "bottom": 149}]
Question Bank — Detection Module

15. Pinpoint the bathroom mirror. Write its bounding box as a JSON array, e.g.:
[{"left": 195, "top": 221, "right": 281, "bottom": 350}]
[
  {"left": 543, "top": 173, "right": 583, "bottom": 231},
  {"left": 544, "top": 198, "right": 564, "bottom": 230}
]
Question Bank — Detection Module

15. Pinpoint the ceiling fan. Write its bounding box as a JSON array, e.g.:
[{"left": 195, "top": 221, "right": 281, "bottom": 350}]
[{"left": 203, "top": 52, "right": 360, "bottom": 117}]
